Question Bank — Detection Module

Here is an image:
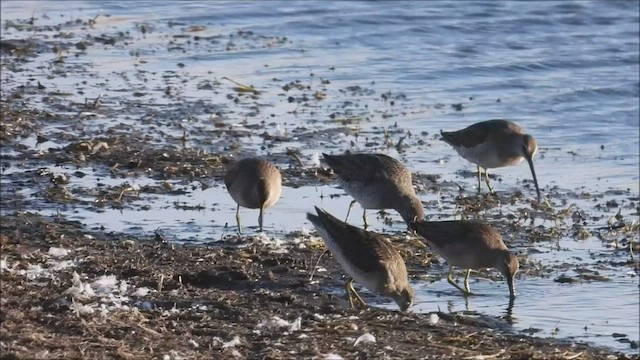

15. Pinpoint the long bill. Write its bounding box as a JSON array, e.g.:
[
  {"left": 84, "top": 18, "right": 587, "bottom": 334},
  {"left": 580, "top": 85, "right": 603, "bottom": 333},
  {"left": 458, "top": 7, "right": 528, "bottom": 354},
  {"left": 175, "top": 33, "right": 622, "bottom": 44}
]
[
  {"left": 507, "top": 274, "right": 516, "bottom": 300},
  {"left": 525, "top": 154, "right": 541, "bottom": 202}
]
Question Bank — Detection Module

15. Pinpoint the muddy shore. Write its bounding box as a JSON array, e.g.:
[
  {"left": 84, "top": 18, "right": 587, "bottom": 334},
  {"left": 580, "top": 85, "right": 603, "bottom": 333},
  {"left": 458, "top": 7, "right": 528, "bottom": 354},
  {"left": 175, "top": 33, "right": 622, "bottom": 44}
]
[
  {"left": 1, "top": 10, "right": 639, "bottom": 360},
  {"left": 0, "top": 212, "right": 635, "bottom": 360}
]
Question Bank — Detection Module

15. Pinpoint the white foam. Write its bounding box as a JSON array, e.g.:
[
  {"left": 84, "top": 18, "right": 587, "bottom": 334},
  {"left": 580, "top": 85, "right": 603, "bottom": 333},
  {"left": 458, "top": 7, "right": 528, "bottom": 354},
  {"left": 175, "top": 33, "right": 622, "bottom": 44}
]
[
  {"left": 222, "top": 336, "right": 241, "bottom": 348},
  {"left": 162, "top": 351, "right": 186, "bottom": 360},
  {"left": 92, "top": 275, "right": 119, "bottom": 295},
  {"left": 256, "top": 316, "right": 302, "bottom": 332},
  {"left": 50, "top": 259, "right": 77, "bottom": 271},
  {"left": 254, "top": 234, "right": 289, "bottom": 254},
  {"left": 48, "top": 247, "right": 70, "bottom": 257},
  {"left": 325, "top": 353, "right": 344, "bottom": 360},
  {"left": 74, "top": 303, "right": 96, "bottom": 315},
  {"left": 310, "top": 152, "right": 321, "bottom": 168},
  {"left": 0, "top": 258, "right": 15, "bottom": 273},
  {"left": 132, "top": 287, "right": 151, "bottom": 297},
  {"left": 353, "top": 333, "right": 376, "bottom": 346},
  {"left": 428, "top": 313, "right": 440, "bottom": 325},
  {"left": 298, "top": 226, "right": 312, "bottom": 236},
  {"left": 19, "top": 264, "right": 45, "bottom": 279}
]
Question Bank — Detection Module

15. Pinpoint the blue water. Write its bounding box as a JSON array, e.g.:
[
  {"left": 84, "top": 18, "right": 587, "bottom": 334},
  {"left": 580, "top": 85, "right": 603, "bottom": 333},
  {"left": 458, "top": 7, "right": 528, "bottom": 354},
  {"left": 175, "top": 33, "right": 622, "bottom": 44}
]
[{"left": 1, "top": 0, "right": 638, "bottom": 354}]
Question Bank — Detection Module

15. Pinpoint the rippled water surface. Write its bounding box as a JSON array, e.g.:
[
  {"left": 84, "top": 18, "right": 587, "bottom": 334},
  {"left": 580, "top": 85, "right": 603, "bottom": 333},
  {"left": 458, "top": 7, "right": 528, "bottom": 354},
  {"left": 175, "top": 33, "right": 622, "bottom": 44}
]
[{"left": 2, "top": 0, "right": 638, "bottom": 353}]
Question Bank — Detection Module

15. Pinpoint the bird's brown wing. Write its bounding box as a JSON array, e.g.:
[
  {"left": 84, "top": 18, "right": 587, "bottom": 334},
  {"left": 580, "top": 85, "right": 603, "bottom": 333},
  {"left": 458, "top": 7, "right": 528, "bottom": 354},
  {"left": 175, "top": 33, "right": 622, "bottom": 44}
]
[
  {"left": 440, "top": 119, "right": 522, "bottom": 148},
  {"left": 323, "top": 153, "right": 409, "bottom": 185},
  {"left": 309, "top": 207, "right": 400, "bottom": 273},
  {"left": 410, "top": 220, "right": 506, "bottom": 251}
]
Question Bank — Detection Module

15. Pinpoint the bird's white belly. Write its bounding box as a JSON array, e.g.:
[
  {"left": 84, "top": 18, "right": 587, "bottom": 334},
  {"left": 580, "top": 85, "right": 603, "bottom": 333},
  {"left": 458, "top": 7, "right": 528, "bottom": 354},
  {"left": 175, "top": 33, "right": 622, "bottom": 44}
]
[
  {"left": 317, "top": 228, "right": 382, "bottom": 292},
  {"left": 339, "top": 181, "right": 385, "bottom": 209},
  {"left": 455, "top": 144, "right": 524, "bottom": 169}
]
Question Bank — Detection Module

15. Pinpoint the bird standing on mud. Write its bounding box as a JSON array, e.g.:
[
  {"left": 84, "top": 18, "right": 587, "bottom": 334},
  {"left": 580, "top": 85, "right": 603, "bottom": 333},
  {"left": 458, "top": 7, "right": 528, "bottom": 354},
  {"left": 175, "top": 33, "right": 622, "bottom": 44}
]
[
  {"left": 307, "top": 206, "right": 415, "bottom": 311},
  {"left": 224, "top": 157, "right": 282, "bottom": 234}
]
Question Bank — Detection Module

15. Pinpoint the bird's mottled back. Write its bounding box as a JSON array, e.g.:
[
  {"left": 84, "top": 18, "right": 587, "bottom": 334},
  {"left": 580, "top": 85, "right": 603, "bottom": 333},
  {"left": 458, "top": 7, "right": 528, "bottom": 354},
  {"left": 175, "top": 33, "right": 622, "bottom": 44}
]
[
  {"left": 440, "top": 119, "right": 524, "bottom": 149},
  {"left": 307, "top": 206, "right": 414, "bottom": 310},
  {"left": 410, "top": 220, "right": 506, "bottom": 251},
  {"left": 410, "top": 219, "right": 518, "bottom": 298},
  {"left": 307, "top": 207, "right": 400, "bottom": 274},
  {"left": 322, "top": 153, "right": 413, "bottom": 188}
]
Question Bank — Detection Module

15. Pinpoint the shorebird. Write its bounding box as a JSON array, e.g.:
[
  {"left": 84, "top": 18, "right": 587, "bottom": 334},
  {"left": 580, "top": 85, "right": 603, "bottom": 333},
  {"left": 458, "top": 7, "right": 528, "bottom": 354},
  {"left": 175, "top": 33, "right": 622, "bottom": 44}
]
[
  {"left": 440, "top": 119, "right": 541, "bottom": 201},
  {"left": 224, "top": 157, "right": 282, "bottom": 234},
  {"left": 322, "top": 153, "right": 424, "bottom": 228},
  {"left": 410, "top": 219, "right": 519, "bottom": 299},
  {"left": 307, "top": 206, "right": 415, "bottom": 311}
]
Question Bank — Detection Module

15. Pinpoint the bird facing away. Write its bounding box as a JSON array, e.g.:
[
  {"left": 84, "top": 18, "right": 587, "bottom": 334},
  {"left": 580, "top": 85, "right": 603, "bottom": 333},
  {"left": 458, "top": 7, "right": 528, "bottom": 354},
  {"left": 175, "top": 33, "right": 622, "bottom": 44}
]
[
  {"left": 322, "top": 153, "right": 424, "bottom": 228},
  {"left": 409, "top": 219, "right": 519, "bottom": 299},
  {"left": 224, "top": 157, "right": 282, "bottom": 234},
  {"left": 307, "top": 206, "right": 415, "bottom": 311},
  {"left": 440, "top": 119, "right": 541, "bottom": 201}
]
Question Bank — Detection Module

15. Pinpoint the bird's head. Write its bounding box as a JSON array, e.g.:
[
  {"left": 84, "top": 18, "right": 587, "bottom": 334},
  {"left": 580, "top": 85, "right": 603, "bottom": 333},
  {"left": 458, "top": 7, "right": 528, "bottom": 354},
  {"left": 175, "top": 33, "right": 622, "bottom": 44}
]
[
  {"left": 392, "top": 286, "right": 415, "bottom": 312},
  {"left": 497, "top": 252, "right": 520, "bottom": 300},
  {"left": 399, "top": 196, "right": 424, "bottom": 224}
]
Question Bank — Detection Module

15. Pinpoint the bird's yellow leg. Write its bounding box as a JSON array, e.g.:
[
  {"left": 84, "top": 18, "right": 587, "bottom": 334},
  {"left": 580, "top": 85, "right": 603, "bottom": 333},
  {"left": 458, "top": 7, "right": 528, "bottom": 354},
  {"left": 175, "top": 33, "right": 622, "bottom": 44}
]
[
  {"left": 344, "top": 278, "right": 367, "bottom": 309},
  {"left": 348, "top": 279, "right": 368, "bottom": 308},
  {"left": 464, "top": 269, "right": 472, "bottom": 294},
  {"left": 484, "top": 169, "right": 495, "bottom": 194},
  {"left": 447, "top": 266, "right": 470, "bottom": 295},
  {"left": 344, "top": 278, "right": 356, "bottom": 309},
  {"left": 236, "top": 204, "right": 242, "bottom": 234}
]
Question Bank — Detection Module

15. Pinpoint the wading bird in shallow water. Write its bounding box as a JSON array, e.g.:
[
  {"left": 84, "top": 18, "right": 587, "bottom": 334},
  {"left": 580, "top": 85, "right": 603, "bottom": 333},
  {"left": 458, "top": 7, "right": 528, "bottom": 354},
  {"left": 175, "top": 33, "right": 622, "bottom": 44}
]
[
  {"left": 440, "top": 119, "right": 541, "bottom": 201},
  {"left": 322, "top": 153, "right": 424, "bottom": 228},
  {"left": 410, "top": 219, "right": 519, "bottom": 299},
  {"left": 307, "top": 206, "right": 415, "bottom": 311},
  {"left": 224, "top": 157, "right": 282, "bottom": 234}
]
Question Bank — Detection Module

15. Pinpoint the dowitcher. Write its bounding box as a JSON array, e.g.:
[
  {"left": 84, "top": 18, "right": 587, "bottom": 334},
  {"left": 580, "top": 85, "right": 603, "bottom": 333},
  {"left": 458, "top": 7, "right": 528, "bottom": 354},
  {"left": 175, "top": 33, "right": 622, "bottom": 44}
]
[
  {"left": 307, "top": 206, "right": 415, "bottom": 311},
  {"left": 410, "top": 219, "right": 519, "bottom": 299},
  {"left": 224, "top": 157, "right": 282, "bottom": 234},
  {"left": 440, "top": 119, "right": 541, "bottom": 201},
  {"left": 322, "top": 153, "right": 423, "bottom": 228}
]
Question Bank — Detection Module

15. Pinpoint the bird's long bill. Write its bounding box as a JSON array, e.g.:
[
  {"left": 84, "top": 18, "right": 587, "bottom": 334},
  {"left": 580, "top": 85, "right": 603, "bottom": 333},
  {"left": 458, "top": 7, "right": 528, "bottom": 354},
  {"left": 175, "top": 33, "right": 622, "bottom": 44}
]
[
  {"left": 525, "top": 154, "right": 541, "bottom": 202},
  {"left": 507, "top": 275, "right": 516, "bottom": 300}
]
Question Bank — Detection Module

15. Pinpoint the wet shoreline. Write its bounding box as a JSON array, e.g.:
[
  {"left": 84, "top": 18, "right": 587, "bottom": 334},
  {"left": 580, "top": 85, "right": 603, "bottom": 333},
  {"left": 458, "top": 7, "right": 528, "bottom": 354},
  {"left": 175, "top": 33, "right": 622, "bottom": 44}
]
[
  {"left": 1, "top": 6, "right": 639, "bottom": 358},
  {"left": 0, "top": 212, "right": 635, "bottom": 359}
]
